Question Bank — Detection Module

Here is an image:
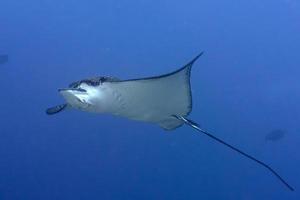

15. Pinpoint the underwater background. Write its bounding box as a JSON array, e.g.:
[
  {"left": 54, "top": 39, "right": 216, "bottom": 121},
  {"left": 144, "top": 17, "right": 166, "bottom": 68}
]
[{"left": 0, "top": 0, "right": 300, "bottom": 199}]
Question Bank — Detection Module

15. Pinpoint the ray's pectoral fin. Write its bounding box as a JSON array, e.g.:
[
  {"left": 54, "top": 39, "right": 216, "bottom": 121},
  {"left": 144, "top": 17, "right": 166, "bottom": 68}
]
[
  {"left": 159, "top": 118, "right": 184, "bottom": 130},
  {"left": 173, "top": 115, "right": 294, "bottom": 191},
  {"left": 46, "top": 104, "right": 68, "bottom": 115}
]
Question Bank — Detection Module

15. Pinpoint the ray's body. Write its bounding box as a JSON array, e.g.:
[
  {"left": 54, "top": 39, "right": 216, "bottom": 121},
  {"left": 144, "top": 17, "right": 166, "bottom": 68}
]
[{"left": 47, "top": 53, "right": 294, "bottom": 191}]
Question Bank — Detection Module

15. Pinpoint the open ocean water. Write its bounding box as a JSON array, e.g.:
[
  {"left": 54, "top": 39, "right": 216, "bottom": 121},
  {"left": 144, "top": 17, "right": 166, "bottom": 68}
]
[{"left": 0, "top": 0, "right": 300, "bottom": 199}]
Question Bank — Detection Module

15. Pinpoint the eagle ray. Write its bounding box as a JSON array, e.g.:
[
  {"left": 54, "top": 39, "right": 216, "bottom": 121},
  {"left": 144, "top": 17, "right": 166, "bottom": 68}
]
[{"left": 46, "top": 52, "right": 294, "bottom": 191}]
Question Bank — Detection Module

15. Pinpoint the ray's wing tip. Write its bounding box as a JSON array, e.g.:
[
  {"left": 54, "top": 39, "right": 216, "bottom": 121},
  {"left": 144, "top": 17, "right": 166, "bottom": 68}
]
[
  {"left": 198, "top": 51, "right": 204, "bottom": 57},
  {"left": 194, "top": 51, "right": 204, "bottom": 61},
  {"left": 187, "top": 51, "right": 204, "bottom": 66}
]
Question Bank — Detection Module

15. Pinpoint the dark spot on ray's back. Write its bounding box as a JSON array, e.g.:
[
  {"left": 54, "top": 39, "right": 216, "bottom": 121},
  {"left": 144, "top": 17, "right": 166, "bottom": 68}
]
[
  {"left": 0, "top": 55, "right": 8, "bottom": 64},
  {"left": 265, "top": 129, "right": 286, "bottom": 141},
  {"left": 69, "top": 76, "right": 119, "bottom": 88}
]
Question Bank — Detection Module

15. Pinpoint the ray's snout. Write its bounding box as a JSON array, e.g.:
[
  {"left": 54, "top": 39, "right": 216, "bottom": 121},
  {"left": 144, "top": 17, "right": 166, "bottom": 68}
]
[
  {"left": 58, "top": 88, "right": 87, "bottom": 100},
  {"left": 58, "top": 88, "right": 90, "bottom": 108}
]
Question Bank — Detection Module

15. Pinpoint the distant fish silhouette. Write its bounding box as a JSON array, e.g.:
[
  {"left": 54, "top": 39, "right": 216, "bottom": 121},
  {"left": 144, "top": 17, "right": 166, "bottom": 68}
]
[
  {"left": 46, "top": 52, "right": 294, "bottom": 191},
  {"left": 0, "top": 55, "right": 8, "bottom": 64},
  {"left": 265, "top": 129, "right": 285, "bottom": 142}
]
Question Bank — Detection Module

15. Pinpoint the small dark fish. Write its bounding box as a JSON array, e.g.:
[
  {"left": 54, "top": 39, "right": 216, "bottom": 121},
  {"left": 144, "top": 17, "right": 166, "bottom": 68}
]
[
  {"left": 265, "top": 129, "right": 285, "bottom": 141},
  {"left": 0, "top": 55, "right": 8, "bottom": 64}
]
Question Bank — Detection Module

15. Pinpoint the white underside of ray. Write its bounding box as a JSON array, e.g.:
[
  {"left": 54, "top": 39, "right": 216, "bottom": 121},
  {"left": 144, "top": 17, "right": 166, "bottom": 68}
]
[{"left": 94, "top": 67, "right": 192, "bottom": 130}]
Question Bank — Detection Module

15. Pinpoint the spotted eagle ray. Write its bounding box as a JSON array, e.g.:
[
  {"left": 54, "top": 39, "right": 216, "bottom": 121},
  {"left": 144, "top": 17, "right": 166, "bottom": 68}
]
[{"left": 46, "top": 52, "right": 294, "bottom": 191}]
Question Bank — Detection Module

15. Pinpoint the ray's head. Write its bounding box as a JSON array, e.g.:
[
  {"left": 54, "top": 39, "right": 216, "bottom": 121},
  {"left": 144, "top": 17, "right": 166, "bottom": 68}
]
[
  {"left": 59, "top": 77, "right": 107, "bottom": 110},
  {"left": 58, "top": 76, "right": 120, "bottom": 112}
]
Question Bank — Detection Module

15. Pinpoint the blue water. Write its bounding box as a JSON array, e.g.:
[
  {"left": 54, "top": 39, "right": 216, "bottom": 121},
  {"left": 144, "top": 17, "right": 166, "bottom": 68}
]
[{"left": 1, "top": 0, "right": 300, "bottom": 199}]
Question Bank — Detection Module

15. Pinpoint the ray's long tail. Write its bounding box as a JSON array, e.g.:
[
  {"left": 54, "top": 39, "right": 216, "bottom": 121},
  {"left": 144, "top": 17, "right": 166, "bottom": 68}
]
[{"left": 173, "top": 115, "right": 294, "bottom": 191}]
